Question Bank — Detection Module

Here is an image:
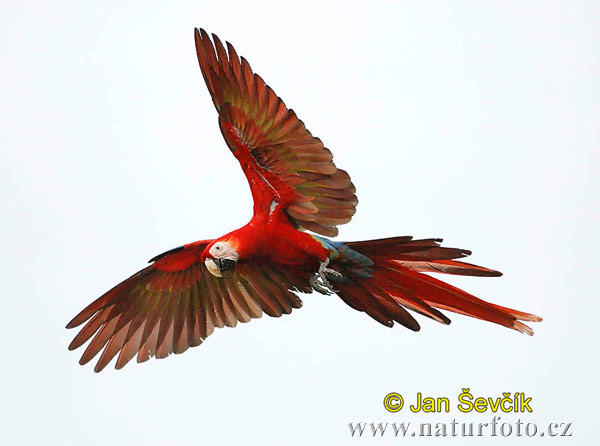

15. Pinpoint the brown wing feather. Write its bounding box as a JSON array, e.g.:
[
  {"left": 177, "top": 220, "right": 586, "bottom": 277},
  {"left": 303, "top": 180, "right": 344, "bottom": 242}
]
[
  {"left": 195, "top": 28, "right": 357, "bottom": 236},
  {"left": 66, "top": 244, "right": 307, "bottom": 372}
]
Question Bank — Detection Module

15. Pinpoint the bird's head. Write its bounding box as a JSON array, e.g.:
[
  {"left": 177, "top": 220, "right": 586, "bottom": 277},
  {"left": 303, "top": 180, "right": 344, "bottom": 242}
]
[{"left": 202, "top": 239, "right": 240, "bottom": 278}]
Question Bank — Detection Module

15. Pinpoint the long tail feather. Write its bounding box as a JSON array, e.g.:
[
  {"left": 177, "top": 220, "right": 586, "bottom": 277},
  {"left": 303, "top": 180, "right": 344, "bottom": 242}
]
[{"left": 334, "top": 237, "right": 542, "bottom": 334}]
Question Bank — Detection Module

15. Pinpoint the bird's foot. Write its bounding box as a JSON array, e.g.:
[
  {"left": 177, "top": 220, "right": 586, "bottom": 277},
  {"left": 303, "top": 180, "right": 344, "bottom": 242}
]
[{"left": 310, "top": 258, "right": 342, "bottom": 295}]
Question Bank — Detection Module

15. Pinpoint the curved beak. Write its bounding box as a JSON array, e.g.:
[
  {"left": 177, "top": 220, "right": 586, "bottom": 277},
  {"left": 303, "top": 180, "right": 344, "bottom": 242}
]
[
  {"left": 204, "top": 257, "right": 237, "bottom": 277},
  {"left": 216, "top": 258, "right": 237, "bottom": 272}
]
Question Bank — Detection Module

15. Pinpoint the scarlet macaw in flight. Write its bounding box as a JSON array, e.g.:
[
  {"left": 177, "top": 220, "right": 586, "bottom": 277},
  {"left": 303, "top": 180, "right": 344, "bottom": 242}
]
[{"left": 67, "top": 29, "right": 541, "bottom": 372}]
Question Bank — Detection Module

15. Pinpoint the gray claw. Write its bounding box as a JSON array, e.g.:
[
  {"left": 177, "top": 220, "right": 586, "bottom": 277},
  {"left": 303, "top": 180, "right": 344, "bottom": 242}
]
[
  {"left": 310, "top": 275, "right": 334, "bottom": 295},
  {"left": 310, "top": 258, "right": 341, "bottom": 295}
]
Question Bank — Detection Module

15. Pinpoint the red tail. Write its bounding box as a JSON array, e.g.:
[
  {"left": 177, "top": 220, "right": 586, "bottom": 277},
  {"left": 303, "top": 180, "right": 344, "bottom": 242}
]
[{"left": 332, "top": 237, "right": 541, "bottom": 334}]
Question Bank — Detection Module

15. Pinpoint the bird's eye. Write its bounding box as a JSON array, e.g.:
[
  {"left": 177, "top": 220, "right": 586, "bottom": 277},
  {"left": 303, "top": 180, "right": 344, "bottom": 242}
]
[{"left": 215, "top": 245, "right": 221, "bottom": 251}]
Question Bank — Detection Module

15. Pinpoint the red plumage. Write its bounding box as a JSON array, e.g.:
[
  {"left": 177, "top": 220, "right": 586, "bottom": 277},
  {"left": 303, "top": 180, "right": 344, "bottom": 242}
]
[{"left": 66, "top": 29, "right": 541, "bottom": 372}]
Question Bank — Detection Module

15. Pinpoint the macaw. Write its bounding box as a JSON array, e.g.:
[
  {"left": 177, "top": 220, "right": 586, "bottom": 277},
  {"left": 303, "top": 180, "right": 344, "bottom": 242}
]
[{"left": 67, "top": 29, "right": 541, "bottom": 372}]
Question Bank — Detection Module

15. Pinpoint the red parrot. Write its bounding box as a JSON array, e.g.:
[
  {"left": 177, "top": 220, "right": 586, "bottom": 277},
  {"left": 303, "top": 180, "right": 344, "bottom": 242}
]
[{"left": 66, "top": 28, "right": 541, "bottom": 372}]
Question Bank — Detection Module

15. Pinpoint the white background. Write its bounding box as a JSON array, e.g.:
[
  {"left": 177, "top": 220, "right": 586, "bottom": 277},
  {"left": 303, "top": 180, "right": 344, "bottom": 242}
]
[{"left": 2, "top": 1, "right": 598, "bottom": 444}]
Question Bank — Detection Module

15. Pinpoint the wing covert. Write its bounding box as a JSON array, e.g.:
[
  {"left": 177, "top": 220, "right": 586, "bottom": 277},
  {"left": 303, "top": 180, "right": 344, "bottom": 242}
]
[
  {"left": 195, "top": 28, "right": 357, "bottom": 237},
  {"left": 66, "top": 241, "right": 309, "bottom": 372}
]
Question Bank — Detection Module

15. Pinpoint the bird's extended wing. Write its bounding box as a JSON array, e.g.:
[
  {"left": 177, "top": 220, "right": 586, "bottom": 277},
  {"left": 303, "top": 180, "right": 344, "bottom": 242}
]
[
  {"left": 66, "top": 241, "right": 310, "bottom": 372},
  {"left": 195, "top": 28, "right": 357, "bottom": 237}
]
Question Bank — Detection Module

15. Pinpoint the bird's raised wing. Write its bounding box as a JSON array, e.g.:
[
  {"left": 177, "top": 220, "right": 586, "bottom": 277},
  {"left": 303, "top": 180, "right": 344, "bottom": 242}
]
[
  {"left": 66, "top": 241, "right": 310, "bottom": 372},
  {"left": 195, "top": 29, "right": 357, "bottom": 237}
]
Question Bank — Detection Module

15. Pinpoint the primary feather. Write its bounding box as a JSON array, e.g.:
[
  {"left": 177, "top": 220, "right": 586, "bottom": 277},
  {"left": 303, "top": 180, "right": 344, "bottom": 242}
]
[
  {"left": 195, "top": 29, "right": 357, "bottom": 236},
  {"left": 66, "top": 29, "right": 541, "bottom": 372}
]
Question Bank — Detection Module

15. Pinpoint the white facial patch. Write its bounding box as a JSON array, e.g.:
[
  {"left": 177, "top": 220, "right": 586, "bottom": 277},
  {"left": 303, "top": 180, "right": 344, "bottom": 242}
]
[{"left": 208, "top": 241, "right": 239, "bottom": 260}]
